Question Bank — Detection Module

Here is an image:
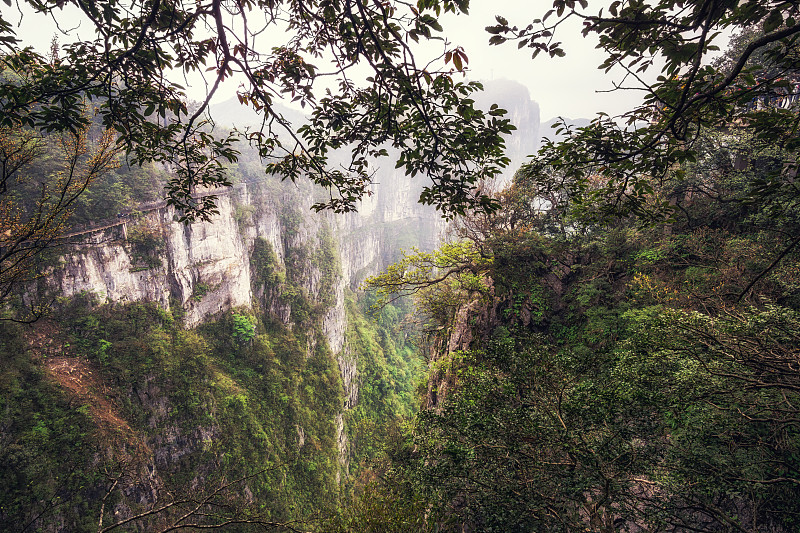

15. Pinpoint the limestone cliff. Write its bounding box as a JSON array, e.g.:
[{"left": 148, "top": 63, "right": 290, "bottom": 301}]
[
  {"left": 31, "top": 170, "right": 440, "bottom": 491},
  {"left": 43, "top": 176, "right": 439, "bottom": 335}
]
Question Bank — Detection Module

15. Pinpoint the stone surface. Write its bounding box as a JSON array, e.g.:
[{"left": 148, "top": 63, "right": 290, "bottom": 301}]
[{"left": 38, "top": 173, "right": 445, "bottom": 476}]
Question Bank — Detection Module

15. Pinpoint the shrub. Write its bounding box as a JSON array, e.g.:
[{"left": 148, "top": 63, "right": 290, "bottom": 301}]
[{"left": 231, "top": 313, "right": 256, "bottom": 345}]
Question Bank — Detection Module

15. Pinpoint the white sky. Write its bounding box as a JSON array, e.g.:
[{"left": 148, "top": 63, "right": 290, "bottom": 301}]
[
  {"left": 440, "top": 0, "right": 655, "bottom": 120},
  {"left": 8, "top": 0, "right": 691, "bottom": 121}
]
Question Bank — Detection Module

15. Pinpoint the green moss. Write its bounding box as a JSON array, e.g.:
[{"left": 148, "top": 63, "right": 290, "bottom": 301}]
[
  {"left": 252, "top": 237, "right": 286, "bottom": 287},
  {"left": 231, "top": 312, "right": 257, "bottom": 344}
]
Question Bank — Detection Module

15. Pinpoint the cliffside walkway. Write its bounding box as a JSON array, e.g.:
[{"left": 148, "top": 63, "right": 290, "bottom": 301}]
[{"left": 59, "top": 184, "right": 246, "bottom": 242}]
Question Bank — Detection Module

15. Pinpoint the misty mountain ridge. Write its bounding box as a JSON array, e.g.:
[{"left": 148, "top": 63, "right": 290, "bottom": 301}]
[{"left": 209, "top": 80, "right": 590, "bottom": 190}]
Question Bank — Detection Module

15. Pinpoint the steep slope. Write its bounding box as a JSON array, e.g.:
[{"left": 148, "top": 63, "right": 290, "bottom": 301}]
[{"left": 3, "top": 154, "right": 436, "bottom": 530}]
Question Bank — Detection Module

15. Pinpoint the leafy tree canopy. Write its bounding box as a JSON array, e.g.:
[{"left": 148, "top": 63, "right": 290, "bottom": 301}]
[
  {"left": 358, "top": 120, "right": 800, "bottom": 530},
  {"left": 0, "top": 0, "right": 514, "bottom": 222},
  {"left": 489, "top": 0, "right": 800, "bottom": 225}
]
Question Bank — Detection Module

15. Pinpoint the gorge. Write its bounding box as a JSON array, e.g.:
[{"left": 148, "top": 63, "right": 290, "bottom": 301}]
[
  {"left": 1, "top": 81, "right": 542, "bottom": 531},
  {"left": 5, "top": 2, "right": 800, "bottom": 531}
]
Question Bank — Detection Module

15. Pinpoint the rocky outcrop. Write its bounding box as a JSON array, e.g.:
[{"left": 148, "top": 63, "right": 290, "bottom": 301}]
[
  {"left": 36, "top": 172, "right": 442, "bottom": 485},
  {"left": 474, "top": 79, "right": 541, "bottom": 188},
  {"left": 44, "top": 176, "right": 438, "bottom": 328},
  {"left": 43, "top": 196, "right": 252, "bottom": 327}
]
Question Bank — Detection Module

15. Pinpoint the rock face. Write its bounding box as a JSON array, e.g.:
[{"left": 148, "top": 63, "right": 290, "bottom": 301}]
[
  {"left": 36, "top": 81, "right": 539, "bottom": 479},
  {"left": 474, "top": 79, "right": 541, "bottom": 188},
  {"left": 44, "top": 197, "right": 251, "bottom": 326},
  {"left": 45, "top": 177, "right": 439, "bottom": 330},
  {"left": 36, "top": 173, "right": 442, "bottom": 480}
]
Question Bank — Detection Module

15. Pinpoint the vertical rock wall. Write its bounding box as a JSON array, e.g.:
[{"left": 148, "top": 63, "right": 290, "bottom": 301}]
[
  {"left": 37, "top": 173, "right": 442, "bottom": 479},
  {"left": 36, "top": 80, "right": 541, "bottom": 479}
]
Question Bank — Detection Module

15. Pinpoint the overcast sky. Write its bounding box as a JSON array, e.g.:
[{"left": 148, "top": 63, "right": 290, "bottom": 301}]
[
  {"left": 9, "top": 0, "right": 680, "bottom": 121},
  {"left": 440, "top": 0, "right": 656, "bottom": 120}
]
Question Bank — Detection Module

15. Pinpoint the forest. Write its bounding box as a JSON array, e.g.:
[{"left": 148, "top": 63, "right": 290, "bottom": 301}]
[{"left": 2, "top": 0, "right": 800, "bottom": 532}]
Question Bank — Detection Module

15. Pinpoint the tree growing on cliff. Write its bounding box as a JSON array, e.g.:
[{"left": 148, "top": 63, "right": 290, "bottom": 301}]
[
  {"left": 364, "top": 241, "right": 491, "bottom": 332},
  {"left": 0, "top": 125, "right": 121, "bottom": 317},
  {"left": 1, "top": 0, "right": 513, "bottom": 223}
]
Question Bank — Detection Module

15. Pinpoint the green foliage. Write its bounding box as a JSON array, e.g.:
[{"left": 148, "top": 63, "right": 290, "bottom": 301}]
[
  {"left": 234, "top": 203, "right": 256, "bottom": 230},
  {"left": 393, "top": 305, "right": 800, "bottom": 530},
  {"left": 357, "top": 114, "right": 800, "bottom": 531},
  {"left": 231, "top": 312, "right": 257, "bottom": 345},
  {"left": 491, "top": 1, "right": 800, "bottom": 226},
  {"left": 252, "top": 237, "right": 286, "bottom": 287},
  {"left": 324, "top": 474, "right": 432, "bottom": 533},
  {"left": 67, "top": 161, "right": 168, "bottom": 225},
  {"left": 259, "top": 217, "right": 343, "bottom": 328},
  {"left": 191, "top": 282, "right": 211, "bottom": 301},
  {"left": 126, "top": 219, "right": 166, "bottom": 270},
  {"left": 364, "top": 241, "right": 491, "bottom": 331},
  {"left": 490, "top": 233, "right": 555, "bottom": 326},
  {"left": 0, "top": 125, "right": 122, "bottom": 313},
  {"left": 0, "top": 321, "right": 107, "bottom": 531},
  {"left": 342, "top": 293, "right": 424, "bottom": 475},
  {"left": 1, "top": 293, "right": 399, "bottom": 529}
]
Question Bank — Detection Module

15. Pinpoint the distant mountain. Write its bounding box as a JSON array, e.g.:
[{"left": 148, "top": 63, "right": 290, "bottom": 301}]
[
  {"left": 473, "top": 79, "right": 541, "bottom": 188},
  {"left": 538, "top": 117, "right": 592, "bottom": 145},
  {"left": 209, "top": 97, "right": 307, "bottom": 130}
]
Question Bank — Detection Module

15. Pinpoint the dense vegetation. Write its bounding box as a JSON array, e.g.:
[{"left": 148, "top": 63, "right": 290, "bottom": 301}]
[
  {"left": 11, "top": 121, "right": 800, "bottom": 531},
  {"left": 320, "top": 13, "right": 800, "bottom": 530},
  {"left": 3, "top": 1, "right": 800, "bottom": 531},
  {"left": 351, "top": 125, "right": 800, "bottom": 532},
  {"left": 0, "top": 284, "right": 421, "bottom": 531}
]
